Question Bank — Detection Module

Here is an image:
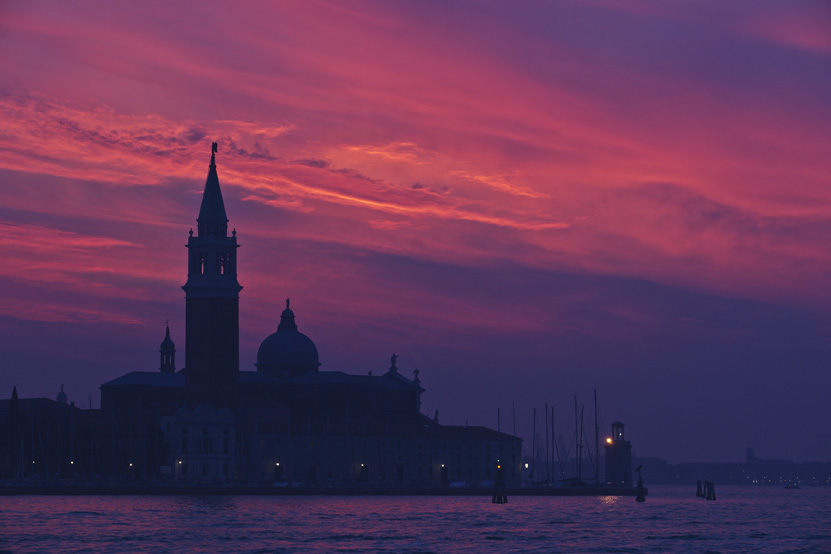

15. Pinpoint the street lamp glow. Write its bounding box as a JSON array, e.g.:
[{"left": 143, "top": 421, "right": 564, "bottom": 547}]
[{"left": 606, "top": 438, "right": 613, "bottom": 444}]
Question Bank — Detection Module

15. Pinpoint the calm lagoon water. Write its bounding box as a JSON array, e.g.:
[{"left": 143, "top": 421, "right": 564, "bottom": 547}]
[{"left": 1, "top": 486, "right": 829, "bottom": 553}]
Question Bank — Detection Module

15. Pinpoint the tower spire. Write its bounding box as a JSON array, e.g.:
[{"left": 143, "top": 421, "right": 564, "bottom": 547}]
[{"left": 197, "top": 142, "right": 228, "bottom": 237}]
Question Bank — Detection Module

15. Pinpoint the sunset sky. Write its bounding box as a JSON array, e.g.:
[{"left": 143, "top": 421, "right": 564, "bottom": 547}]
[{"left": 1, "top": 0, "right": 829, "bottom": 463}]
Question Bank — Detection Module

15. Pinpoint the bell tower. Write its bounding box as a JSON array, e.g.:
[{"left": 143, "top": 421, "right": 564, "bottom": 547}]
[
  {"left": 183, "top": 143, "right": 242, "bottom": 409},
  {"left": 159, "top": 323, "right": 176, "bottom": 373}
]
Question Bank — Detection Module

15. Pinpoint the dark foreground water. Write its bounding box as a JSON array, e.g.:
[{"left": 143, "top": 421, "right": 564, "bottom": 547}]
[{"left": 1, "top": 486, "right": 829, "bottom": 553}]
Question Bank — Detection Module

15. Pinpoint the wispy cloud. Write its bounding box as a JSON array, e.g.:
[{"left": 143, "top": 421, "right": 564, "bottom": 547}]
[
  {"left": 343, "top": 142, "right": 428, "bottom": 163},
  {"left": 453, "top": 171, "right": 549, "bottom": 199}
]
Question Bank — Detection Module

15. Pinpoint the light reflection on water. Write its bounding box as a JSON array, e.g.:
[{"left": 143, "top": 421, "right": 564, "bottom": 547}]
[{"left": 0, "top": 486, "right": 829, "bottom": 553}]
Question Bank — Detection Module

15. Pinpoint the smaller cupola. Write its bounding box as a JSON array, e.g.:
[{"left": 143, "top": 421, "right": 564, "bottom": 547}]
[
  {"left": 160, "top": 323, "right": 176, "bottom": 373},
  {"left": 56, "top": 384, "right": 68, "bottom": 406}
]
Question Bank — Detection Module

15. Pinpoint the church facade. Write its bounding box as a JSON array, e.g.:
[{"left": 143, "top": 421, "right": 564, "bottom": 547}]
[{"left": 97, "top": 146, "right": 522, "bottom": 487}]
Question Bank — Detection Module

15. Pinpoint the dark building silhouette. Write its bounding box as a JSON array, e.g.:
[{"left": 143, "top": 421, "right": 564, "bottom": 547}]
[
  {"left": 160, "top": 324, "right": 176, "bottom": 373},
  {"left": 633, "top": 448, "right": 831, "bottom": 486},
  {"left": 604, "top": 420, "right": 633, "bottom": 486},
  {"left": 184, "top": 142, "right": 241, "bottom": 410},
  {"left": 2, "top": 145, "right": 521, "bottom": 486},
  {"left": 0, "top": 386, "right": 90, "bottom": 480}
]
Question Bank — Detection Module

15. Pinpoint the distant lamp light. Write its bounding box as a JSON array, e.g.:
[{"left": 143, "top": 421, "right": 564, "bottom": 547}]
[
  {"left": 70, "top": 460, "right": 74, "bottom": 465},
  {"left": 178, "top": 460, "right": 182, "bottom": 465},
  {"left": 606, "top": 438, "right": 613, "bottom": 444},
  {"left": 129, "top": 463, "right": 133, "bottom": 467},
  {"left": 524, "top": 463, "right": 529, "bottom": 469},
  {"left": 361, "top": 463, "right": 364, "bottom": 467},
  {"left": 441, "top": 464, "right": 445, "bottom": 468},
  {"left": 275, "top": 462, "right": 280, "bottom": 466},
  {"left": 497, "top": 465, "right": 501, "bottom": 469},
  {"left": 32, "top": 460, "right": 35, "bottom": 464}
]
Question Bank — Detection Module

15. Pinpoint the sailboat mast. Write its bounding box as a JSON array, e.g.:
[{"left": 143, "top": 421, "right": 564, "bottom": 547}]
[
  {"left": 531, "top": 407, "right": 537, "bottom": 481},
  {"left": 594, "top": 389, "right": 599, "bottom": 484},
  {"left": 550, "top": 406, "right": 555, "bottom": 479},
  {"left": 573, "top": 396, "right": 579, "bottom": 483},
  {"left": 512, "top": 402, "right": 516, "bottom": 437},
  {"left": 544, "top": 402, "right": 550, "bottom": 484},
  {"left": 578, "top": 405, "right": 585, "bottom": 482},
  {"left": 551, "top": 405, "right": 564, "bottom": 480}
]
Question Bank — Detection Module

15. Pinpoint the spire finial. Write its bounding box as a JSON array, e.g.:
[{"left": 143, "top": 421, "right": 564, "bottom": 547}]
[{"left": 277, "top": 298, "right": 298, "bottom": 331}]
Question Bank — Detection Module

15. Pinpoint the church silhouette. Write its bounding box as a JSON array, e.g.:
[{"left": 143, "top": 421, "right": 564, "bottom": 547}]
[{"left": 2, "top": 145, "right": 521, "bottom": 487}]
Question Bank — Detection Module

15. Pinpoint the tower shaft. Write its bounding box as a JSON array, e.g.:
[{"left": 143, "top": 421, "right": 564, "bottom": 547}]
[{"left": 183, "top": 145, "right": 242, "bottom": 409}]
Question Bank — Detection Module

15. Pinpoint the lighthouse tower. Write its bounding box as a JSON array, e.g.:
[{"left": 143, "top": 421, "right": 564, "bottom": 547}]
[{"left": 603, "top": 421, "right": 633, "bottom": 486}]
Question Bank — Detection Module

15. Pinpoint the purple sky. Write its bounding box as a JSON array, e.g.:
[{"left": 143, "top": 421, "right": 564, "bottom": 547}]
[{"left": 1, "top": 0, "right": 829, "bottom": 462}]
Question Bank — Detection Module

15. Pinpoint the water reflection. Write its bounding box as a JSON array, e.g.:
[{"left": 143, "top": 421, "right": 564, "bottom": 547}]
[
  {"left": 177, "top": 495, "right": 239, "bottom": 513},
  {"left": 599, "top": 495, "right": 620, "bottom": 507},
  {"left": 1, "top": 488, "right": 828, "bottom": 554}
]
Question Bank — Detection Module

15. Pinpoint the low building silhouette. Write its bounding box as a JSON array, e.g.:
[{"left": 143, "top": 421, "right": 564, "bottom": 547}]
[{"left": 633, "top": 447, "right": 831, "bottom": 486}]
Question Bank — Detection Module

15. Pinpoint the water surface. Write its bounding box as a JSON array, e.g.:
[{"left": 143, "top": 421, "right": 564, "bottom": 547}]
[{"left": 1, "top": 486, "right": 828, "bottom": 553}]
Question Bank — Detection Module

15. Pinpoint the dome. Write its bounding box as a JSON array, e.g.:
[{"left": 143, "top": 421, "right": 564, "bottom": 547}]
[{"left": 256, "top": 299, "right": 320, "bottom": 377}]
